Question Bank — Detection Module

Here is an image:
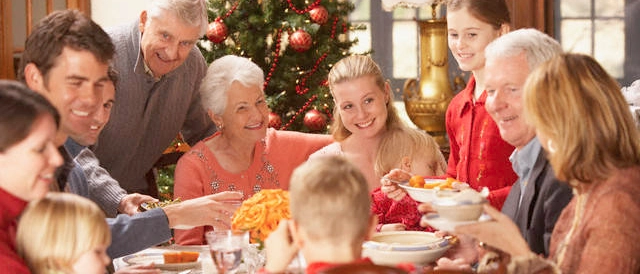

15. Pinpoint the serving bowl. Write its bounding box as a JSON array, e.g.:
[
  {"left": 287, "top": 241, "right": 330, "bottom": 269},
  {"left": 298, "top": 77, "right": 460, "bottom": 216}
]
[
  {"left": 431, "top": 197, "right": 486, "bottom": 222},
  {"left": 397, "top": 179, "right": 458, "bottom": 203},
  {"left": 362, "top": 231, "right": 450, "bottom": 266}
]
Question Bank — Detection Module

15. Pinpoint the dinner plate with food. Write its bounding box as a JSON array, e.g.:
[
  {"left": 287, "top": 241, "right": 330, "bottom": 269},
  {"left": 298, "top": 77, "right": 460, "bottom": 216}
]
[{"left": 122, "top": 251, "right": 201, "bottom": 271}]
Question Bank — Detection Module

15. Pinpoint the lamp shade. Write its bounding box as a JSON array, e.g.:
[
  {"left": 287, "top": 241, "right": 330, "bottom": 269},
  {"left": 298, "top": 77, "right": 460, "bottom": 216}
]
[{"left": 381, "top": 0, "right": 439, "bottom": 11}]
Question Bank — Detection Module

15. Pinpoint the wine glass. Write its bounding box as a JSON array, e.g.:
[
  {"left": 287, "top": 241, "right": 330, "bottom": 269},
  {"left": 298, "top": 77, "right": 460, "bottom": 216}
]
[{"left": 205, "top": 230, "right": 248, "bottom": 274}]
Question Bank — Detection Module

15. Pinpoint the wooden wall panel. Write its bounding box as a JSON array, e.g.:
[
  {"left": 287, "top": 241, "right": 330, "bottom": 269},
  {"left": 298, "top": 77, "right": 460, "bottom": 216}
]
[
  {"left": 0, "top": 0, "right": 91, "bottom": 80},
  {"left": 0, "top": 1, "right": 15, "bottom": 79},
  {"left": 506, "top": 0, "right": 554, "bottom": 37},
  {"left": 67, "top": 0, "right": 91, "bottom": 17}
]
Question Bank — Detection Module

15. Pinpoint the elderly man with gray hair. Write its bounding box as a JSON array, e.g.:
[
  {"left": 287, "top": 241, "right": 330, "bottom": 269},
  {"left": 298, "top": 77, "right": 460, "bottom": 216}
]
[
  {"left": 92, "top": 0, "right": 216, "bottom": 195},
  {"left": 483, "top": 28, "right": 573, "bottom": 257},
  {"left": 433, "top": 28, "right": 573, "bottom": 271}
]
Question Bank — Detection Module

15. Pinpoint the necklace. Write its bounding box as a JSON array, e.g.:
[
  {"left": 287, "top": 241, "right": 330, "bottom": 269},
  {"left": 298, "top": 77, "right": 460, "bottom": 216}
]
[
  {"left": 191, "top": 138, "right": 279, "bottom": 199},
  {"left": 554, "top": 184, "right": 588, "bottom": 268}
]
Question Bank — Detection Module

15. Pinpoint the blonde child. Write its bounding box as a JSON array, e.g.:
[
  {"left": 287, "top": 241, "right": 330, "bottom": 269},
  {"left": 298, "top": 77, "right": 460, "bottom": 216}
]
[
  {"left": 16, "top": 193, "right": 159, "bottom": 274},
  {"left": 259, "top": 156, "right": 380, "bottom": 274},
  {"left": 373, "top": 127, "right": 447, "bottom": 232},
  {"left": 16, "top": 192, "right": 110, "bottom": 274}
]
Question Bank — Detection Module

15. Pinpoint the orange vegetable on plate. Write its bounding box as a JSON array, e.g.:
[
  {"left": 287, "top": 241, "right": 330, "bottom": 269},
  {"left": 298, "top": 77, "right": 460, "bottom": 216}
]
[
  {"left": 162, "top": 251, "right": 199, "bottom": 264},
  {"left": 409, "top": 175, "right": 425, "bottom": 188}
]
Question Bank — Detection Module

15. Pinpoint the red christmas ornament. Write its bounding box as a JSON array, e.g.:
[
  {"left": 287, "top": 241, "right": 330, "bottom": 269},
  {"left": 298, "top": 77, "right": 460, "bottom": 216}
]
[
  {"left": 207, "top": 20, "right": 228, "bottom": 43},
  {"left": 268, "top": 112, "right": 282, "bottom": 129},
  {"left": 303, "top": 109, "right": 327, "bottom": 132},
  {"left": 309, "top": 5, "right": 329, "bottom": 24},
  {"left": 289, "top": 29, "right": 312, "bottom": 52}
]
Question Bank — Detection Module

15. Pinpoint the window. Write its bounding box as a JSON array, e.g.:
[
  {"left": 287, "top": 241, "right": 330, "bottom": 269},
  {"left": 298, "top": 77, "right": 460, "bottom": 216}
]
[
  {"left": 556, "top": 0, "right": 631, "bottom": 83},
  {"left": 349, "top": 1, "right": 460, "bottom": 99},
  {"left": 350, "top": 0, "right": 639, "bottom": 89}
]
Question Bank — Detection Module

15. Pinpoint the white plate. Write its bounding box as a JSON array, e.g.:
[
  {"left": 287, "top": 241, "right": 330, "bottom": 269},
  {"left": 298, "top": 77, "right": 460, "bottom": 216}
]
[
  {"left": 421, "top": 213, "right": 492, "bottom": 232},
  {"left": 122, "top": 252, "right": 201, "bottom": 271}
]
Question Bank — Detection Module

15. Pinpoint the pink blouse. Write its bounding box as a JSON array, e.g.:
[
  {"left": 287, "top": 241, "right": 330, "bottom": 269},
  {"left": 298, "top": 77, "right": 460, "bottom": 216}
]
[{"left": 173, "top": 128, "right": 332, "bottom": 245}]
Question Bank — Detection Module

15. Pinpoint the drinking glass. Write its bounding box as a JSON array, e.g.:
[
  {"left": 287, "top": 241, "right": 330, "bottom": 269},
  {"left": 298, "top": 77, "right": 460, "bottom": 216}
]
[{"left": 205, "top": 230, "right": 248, "bottom": 274}]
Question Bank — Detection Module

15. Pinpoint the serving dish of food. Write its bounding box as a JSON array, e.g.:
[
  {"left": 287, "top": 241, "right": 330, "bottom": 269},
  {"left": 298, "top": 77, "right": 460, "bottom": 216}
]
[
  {"left": 139, "top": 198, "right": 182, "bottom": 211},
  {"left": 394, "top": 176, "right": 462, "bottom": 203}
]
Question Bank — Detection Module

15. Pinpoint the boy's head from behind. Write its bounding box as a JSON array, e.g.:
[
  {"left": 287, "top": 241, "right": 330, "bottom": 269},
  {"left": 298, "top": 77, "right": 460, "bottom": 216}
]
[
  {"left": 375, "top": 127, "right": 447, "bottom": 178},
  {"left": 290, "top": 155, "right": 373, "bottom": 247}
]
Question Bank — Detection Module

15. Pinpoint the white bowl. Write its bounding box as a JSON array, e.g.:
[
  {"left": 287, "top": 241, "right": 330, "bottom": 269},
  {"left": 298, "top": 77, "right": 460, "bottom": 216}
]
[
  {"left": 431, "top": 199, "right": 486, "bottom": 222},
  {"left": 397, "top": 179, "right": 459, "bottom": 203},
  {"left": 422, "top": 213, "right": 492, "bottom": 231},
  {"left": 362, "top": 231, "right": 450, "bottom": 266}
]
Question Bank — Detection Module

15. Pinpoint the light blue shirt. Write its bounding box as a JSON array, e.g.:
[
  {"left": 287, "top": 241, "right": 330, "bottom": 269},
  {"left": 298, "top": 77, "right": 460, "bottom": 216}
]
[{"left": 509, "top": 137, "right": 542, "bottom": 208}]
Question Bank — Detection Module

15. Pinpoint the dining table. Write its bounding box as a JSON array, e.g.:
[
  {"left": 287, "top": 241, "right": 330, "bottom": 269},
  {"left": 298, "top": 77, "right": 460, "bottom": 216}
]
[{"left": 112, "top": 243, "right": 303, "bottom": 274}]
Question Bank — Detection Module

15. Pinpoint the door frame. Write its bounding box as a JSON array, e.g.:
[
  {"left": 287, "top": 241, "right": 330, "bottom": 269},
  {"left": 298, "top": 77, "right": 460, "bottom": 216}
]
[{"left": 0, "top": 0, "right": 91, "bottom": 80}]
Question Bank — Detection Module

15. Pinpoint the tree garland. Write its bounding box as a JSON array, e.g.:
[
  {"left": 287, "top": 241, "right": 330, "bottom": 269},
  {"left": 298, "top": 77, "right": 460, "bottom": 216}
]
[{"left": 285, "top": 0, "right": 322, "bottom": 14}]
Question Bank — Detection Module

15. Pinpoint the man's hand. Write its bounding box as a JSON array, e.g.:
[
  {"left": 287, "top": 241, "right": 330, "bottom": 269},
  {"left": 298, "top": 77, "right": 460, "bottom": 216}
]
[
  {"left": 264, "top": 220, "right": 299, "bottom": 273},
  {"left": 119, "top": 193, "right": 157, "bottom": 215},
  {"left": 163, "top": 191, "right": 243, "bottom": 229}
]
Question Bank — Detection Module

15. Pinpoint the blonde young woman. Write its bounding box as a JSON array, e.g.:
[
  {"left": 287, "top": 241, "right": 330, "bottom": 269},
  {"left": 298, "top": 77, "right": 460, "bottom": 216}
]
[
  {"left": 17, "top": 193, "right": 112, "bottom": 274},
  {"left": 457, "top": 53, "right": 640, "bottom": 273},
  {"left": 309, "top": 55, "right": 408, "bottom": 192}
]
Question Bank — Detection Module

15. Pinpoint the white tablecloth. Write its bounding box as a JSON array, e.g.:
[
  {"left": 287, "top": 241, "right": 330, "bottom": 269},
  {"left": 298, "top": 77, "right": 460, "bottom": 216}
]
[{"left": 114, "top": 244, "right": 304, "bottom": 274}]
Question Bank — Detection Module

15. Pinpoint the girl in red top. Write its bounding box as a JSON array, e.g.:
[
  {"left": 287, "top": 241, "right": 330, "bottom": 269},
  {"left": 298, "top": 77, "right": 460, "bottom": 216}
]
[
  {"left": 444, "top": 0, "right": 518, "bottom": 210},
  {"left": 384, "top": 0, "right": 518, "bottom": 210}
]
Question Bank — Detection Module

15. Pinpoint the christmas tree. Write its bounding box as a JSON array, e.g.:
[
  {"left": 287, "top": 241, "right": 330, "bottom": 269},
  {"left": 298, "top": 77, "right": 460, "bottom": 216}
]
[{"left": 198, "top": 0, "right": 365, "bottom": 133}]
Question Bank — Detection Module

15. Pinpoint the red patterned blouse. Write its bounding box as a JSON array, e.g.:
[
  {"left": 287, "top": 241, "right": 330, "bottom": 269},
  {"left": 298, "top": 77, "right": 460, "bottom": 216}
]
[{"left": 444, "top": 76, "right": 518, "bottom": 210}]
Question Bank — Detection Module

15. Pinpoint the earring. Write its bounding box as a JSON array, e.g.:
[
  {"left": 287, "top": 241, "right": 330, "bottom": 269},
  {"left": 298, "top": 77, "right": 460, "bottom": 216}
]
[{"left": 547, "top": 140, "right": 557, "bottom": 154}]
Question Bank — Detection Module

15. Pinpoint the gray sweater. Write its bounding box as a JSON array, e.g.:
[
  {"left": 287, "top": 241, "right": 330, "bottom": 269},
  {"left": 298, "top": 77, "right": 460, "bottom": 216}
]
[
  {"left": 62, "top": 140, "right": 172, "bottom": 258},
  {"left": 65, "top": 138, "right": 125, "bottom": 217},
  {"left": 93, "top": 20, "right": 215, "bottom": 193}
]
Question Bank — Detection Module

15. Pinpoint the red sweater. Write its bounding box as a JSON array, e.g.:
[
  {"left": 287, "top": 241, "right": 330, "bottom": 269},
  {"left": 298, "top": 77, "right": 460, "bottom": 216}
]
[
  {"left": 370, "top": 187, "right": 434, "bottom": 232},
  {"left": 445, "top": 77, "right": 517, "bottom": 209},
  {"left": 0, "top": 188, "right": 30, "bottom": 274}
]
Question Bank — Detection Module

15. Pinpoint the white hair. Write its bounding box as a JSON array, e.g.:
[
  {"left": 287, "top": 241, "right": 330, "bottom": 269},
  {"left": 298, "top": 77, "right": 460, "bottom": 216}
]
[
  {"left": 147, "top": 0, "right": 208, "bottom": 36},
  {"left": 200, "top": 55, "right": 265, "bottom": 115},
  {"left": 485, "top": 28, "right": 562, "bottom": 71}
]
